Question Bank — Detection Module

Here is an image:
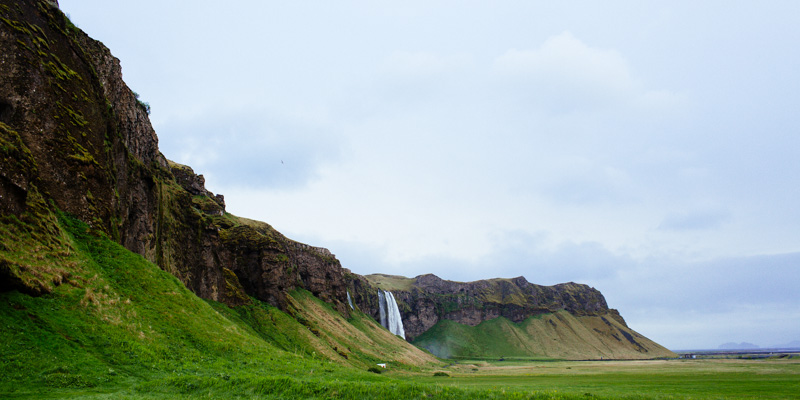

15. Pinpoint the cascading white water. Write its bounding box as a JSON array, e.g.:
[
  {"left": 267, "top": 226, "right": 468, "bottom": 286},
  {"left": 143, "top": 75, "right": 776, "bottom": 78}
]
[
  {"left": 377, "top": 290, "right": 405, "bottom": 339},
  {"left": 385, "top": 291, "right": 405, "bottom": 339},
  {"left": 346, "top": 291, "right": 354, "bottom": 310}
]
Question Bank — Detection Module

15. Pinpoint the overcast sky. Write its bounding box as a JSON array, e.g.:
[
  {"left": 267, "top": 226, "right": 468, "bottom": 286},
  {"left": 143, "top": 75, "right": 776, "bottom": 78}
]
[{"left": 59, "top": 1, "right": 799, "bottom": 350}]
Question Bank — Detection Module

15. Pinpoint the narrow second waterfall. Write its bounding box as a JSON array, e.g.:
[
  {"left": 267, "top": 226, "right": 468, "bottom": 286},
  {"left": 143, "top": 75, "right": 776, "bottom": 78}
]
[
  {"left": 377, "top": 290, "right": 405, "bottom": 339},
  {"left": 346, "top": 291, "right": 354, "bottom": 310}
]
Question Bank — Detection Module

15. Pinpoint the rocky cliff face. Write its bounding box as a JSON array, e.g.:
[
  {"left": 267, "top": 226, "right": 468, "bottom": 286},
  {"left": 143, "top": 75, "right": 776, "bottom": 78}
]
[
  {"left": 0, "top": 0, "right": 349, "bottom": 314},
  {"left": 352, "top": 273, "right": 618, "bottom": 341}
]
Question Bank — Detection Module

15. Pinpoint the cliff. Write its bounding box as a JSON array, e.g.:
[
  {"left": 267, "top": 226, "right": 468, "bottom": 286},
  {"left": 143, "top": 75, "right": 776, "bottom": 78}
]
[
  {"left": 0, "top": 0, "right": 349, "bottom": 314},
  {"left": 349, "top": 273, "right": 675, "bottom": 359},
  {"left": 351, "top": 273, "right": 610, "bottom": 340}
]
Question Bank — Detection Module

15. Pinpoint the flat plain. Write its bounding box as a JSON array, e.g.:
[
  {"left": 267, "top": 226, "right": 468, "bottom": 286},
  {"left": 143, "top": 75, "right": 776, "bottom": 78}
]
[{"left": 406, "top": 357, "right": 800, "bottom": 399}]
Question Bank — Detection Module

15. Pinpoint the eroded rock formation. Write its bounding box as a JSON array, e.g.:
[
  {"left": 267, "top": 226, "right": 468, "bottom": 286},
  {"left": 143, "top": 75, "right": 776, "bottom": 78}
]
[
  {"left": 350, "top": 274, "right": 617, "bottom": 341},
  {"left": 0, "top": 0, "right": 349, "bottom": 314}
]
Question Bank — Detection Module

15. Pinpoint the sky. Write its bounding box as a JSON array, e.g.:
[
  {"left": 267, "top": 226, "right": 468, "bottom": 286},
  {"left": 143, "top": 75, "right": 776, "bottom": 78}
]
[{"left": 58, "top": 0, "right": 800, "bottom": 351}]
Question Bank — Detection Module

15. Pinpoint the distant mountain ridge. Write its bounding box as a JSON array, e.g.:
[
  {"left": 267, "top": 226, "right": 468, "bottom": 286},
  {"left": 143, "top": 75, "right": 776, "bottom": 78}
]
[
  {"left": 778, "top": 340, "right": 800, "bottom": 349},
  {"left": 718, "top": 341, "right": 800, "bottom": 350},
  {"left": 718, "top": 342, "right": 760, "bottom": 350}
]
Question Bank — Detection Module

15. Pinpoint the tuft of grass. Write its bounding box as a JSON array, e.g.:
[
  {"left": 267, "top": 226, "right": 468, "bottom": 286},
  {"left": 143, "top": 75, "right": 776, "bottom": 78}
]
[{"left": 132, "top": 91, "right": 150, "bottom": 115}]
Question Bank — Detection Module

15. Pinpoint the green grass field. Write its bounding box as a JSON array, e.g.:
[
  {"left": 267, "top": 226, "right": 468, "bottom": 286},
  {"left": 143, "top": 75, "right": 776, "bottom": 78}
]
[{"left": 410, "top": 358, "right": 800, "bottom": 399}]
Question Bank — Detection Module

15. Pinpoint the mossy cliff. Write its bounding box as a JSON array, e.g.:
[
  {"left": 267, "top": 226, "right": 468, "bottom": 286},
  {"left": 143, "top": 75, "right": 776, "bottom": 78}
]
[
  {"left": 0, "top": 0, "right": 349, "bottom": 314},
  {"left": 353, "top": 274, "right": 609, "bottom": 341},
  {"left": 349, "top": 273, "right": 675, "bottom": 359}
]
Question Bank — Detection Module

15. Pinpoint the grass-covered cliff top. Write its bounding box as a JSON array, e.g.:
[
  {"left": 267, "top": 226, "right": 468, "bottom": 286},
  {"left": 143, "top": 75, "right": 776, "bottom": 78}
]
[
  {"left": 364, "top": 273, "right": 603, "bottom": 310},
  {"left": 365, "top": 273, "right": 416, "bottom": 292}
]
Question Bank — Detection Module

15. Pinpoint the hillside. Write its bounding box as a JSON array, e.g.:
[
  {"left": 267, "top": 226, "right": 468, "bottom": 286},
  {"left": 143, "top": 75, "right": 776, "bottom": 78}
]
[
  {"left": 1, "top": 212, "right": 446, "bottom": 397},
  {"left": 353, "top": 274, "right": 675, "bottom": 360},
  {"left": 413, "top": 313, "right": 672, "bottom": 360},
  {"left": 0, "top": 3, "right": 675, "bottom": 398}
]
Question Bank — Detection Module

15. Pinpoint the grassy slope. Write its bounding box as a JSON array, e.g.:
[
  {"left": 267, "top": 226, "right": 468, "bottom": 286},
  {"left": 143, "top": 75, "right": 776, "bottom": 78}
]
[
  {"left": 1, "top": 213, "right": 329, "bottom": 395},
  {"left": 208, "top": 288, "right": 441, "bottom": 371},
  {"left": 413, "top": 312, "right": 675, "bottom": 360},
  {"left": 0, "top": 213, "right": 436, "bottom": 398}
]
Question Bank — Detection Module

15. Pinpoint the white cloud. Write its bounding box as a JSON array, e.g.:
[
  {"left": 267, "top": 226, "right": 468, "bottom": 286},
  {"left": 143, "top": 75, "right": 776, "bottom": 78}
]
[
  {"left": 493, "top": 31, "right": 639, "bottom": 112},
  {"left": 381, "top": 51, "right": 467, "bottom": 78},
  {"left": 492, "top": 31, "right": 690, "bottom": 117}
]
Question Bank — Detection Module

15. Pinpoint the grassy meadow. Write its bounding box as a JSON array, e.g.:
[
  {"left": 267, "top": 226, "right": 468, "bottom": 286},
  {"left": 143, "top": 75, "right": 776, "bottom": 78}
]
[
  {"left": 410, "top": 358, "right": 800, "bottom": 399},
  {"left": 2, "top": 213, "right": 798, "bottom": 399}
]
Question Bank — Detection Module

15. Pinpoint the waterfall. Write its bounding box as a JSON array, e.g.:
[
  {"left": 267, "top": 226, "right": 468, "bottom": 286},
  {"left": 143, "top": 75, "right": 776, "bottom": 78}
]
[
  {"left": 346, "top": 291, "right": 354, "bottom": 310},
  {"left": 377, "top": 290, "right": 405, "bottom": 339},
  {"left": 385, "top": 291, "right": 406, "bottom": 339}
]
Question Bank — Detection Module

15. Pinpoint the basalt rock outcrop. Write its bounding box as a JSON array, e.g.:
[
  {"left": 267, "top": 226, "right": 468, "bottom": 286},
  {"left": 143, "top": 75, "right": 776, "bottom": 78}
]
[
  {"left": 348, "top": 273, "right": 675, "bottom": 359},
  {"left": 350, "top": 273, "right": 620, "bottom": 341},
  {"left": 0, "top": 0, "right": 349, "bottom": 315}
]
